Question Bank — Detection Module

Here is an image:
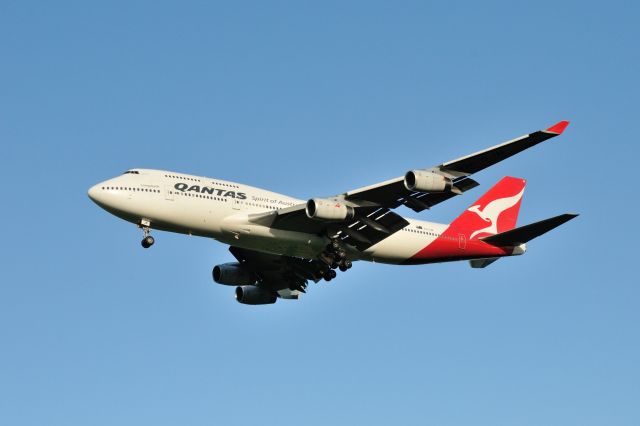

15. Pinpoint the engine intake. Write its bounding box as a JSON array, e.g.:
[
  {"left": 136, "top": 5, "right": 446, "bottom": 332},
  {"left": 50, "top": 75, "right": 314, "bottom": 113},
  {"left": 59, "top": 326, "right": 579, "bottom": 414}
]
[
  {"left": 306, "top": 198, "right": 354, "bottom": 221},
  {"left": 404, "top": 170, "right": 453, "bottom": 193},
  {"left": 212, "top": 262, "right": 256, "bottom": 286},
  {"left": 235, "top": 286, "right": 277, "bottom": 305}
]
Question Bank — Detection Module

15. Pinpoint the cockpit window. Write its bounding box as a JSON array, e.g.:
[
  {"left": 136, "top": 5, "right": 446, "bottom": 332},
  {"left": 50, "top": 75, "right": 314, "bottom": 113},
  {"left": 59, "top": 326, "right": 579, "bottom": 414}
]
[{"left": 123, "top": 170, "right": 140, "bottom": 175}]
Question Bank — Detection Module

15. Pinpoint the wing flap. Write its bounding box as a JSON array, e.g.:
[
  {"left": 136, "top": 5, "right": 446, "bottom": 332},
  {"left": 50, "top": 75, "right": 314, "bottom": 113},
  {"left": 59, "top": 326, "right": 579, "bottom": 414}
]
[
  {"left": 400, "top": 177, "right": 480, "bottom": 212},
  {"left": 337, "top": 206, "right": 409, "bottom": 250}
]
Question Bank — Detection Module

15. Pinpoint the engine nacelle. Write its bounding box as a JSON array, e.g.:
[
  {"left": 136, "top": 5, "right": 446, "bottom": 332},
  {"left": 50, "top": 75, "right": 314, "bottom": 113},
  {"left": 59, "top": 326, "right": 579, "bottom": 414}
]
[
  {"left": 235, "top": 285, "right": 277, "bottom": 305},
  {"left": 404, "top": 170, "right": 453, "bottom": 192},
  {"left": 212, "top": 262, "right": 256, "bottom": 286},
  {"left": 305, "top": 198, "right": 355, "bottom": 221}
]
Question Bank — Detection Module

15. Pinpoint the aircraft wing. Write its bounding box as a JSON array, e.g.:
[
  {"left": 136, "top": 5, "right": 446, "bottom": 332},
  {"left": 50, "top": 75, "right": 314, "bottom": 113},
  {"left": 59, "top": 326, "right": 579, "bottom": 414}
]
[
  {"left": 229, "top": 246, "right": 330, "bottom": 296},
  {"left": 343, "top": 120, "right": 570, "bottom": 212},
  {"left": 263, "top": 121, "right": 569, "bottom": 253}
]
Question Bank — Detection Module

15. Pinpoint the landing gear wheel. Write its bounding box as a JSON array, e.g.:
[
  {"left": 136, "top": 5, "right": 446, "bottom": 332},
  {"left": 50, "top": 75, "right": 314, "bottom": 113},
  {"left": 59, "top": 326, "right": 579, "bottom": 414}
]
[
  {"left": 338, "top": 258, "right": 352, "bottom": 272},
  {"left": 323, "top": 269, "right": 337, "bottom": 281},
  {"left": 141, "top": 235, "right": 155, "bottom": 248}
]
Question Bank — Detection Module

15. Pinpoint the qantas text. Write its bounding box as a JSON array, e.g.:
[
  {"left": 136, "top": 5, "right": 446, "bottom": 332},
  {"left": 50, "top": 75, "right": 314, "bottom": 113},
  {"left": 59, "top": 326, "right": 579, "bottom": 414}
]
[{"left": 174, "top": 183, "right": 247, "bottom": 199}]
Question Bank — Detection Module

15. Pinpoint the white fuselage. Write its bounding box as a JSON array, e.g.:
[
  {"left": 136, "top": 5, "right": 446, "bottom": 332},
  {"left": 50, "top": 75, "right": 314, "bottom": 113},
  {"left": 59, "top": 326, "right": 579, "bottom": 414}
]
[{"left": 88, "top": 169, "right": 449, "bottom": 264}]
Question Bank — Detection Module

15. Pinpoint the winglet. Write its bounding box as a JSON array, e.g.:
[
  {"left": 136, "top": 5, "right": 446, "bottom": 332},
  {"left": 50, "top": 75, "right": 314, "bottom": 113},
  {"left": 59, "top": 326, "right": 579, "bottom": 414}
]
[{"left": 545, "top": 120, "right": 570, "bottom": 134}]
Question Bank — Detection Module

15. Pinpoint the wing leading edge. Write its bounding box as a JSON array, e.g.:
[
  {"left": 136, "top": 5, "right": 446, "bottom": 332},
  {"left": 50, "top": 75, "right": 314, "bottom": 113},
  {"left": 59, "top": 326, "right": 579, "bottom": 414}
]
[{"left": 344, "top": 121, "right": 569, "bottom": 212}]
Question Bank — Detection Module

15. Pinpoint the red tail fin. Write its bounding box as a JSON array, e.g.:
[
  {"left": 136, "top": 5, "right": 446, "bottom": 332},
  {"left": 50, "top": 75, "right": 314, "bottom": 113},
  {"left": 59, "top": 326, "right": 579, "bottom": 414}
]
[{"left": 450, "top": 176, "right": 526, "bottom": 240}]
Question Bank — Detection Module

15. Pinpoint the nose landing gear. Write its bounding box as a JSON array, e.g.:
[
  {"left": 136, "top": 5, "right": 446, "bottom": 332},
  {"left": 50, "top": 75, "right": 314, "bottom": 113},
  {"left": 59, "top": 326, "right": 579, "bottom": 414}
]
[
  {"left": 139, "top": 220, "right": 155, "bottom": 248},
  {"left": 141, "top": 234, "right": 155, "bottom": 248}
]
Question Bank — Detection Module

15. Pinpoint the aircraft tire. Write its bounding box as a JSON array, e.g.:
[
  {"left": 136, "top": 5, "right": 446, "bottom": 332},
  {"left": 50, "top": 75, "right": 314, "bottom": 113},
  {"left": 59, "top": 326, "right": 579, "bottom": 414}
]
[{"left": 141, "top": 236, "right": 155, "bottom": 248}]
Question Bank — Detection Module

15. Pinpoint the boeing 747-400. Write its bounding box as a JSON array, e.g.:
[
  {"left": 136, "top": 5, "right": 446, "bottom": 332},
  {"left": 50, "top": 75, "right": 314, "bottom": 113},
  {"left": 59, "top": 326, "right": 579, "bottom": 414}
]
[{"left": 88, "top": 121, "right": 577, "bottom": 304}]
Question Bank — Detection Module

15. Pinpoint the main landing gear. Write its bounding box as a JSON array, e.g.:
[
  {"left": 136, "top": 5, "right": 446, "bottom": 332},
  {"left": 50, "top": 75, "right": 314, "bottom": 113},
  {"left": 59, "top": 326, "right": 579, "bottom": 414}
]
[
  {"left": 139, "top": 220, "right": 155, "bottom": 248},
  {"left": 321, "top": 238, "right": 352, "bottom": 282}
]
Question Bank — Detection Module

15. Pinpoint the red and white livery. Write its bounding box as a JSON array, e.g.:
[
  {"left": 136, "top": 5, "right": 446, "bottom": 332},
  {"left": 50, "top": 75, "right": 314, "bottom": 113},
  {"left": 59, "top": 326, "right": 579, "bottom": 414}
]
[{"left": 88, "top": 121, "right": 577, "bottom": 305}]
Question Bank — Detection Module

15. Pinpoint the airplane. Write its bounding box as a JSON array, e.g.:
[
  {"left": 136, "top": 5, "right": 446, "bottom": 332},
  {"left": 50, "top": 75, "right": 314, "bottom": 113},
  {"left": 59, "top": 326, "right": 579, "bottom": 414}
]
[{"left": 88, "top": 120, "right": 577, "bottom": 305}]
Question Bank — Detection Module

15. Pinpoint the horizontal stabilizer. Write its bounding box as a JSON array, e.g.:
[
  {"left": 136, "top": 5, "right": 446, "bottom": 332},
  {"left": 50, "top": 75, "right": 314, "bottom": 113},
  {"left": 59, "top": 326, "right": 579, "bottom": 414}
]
[
  {"left": 469, "top": 258, "right": 500, "bottom": 268},
  {"left": 481, "top": 213, "right": 578, "bottom": 247}
]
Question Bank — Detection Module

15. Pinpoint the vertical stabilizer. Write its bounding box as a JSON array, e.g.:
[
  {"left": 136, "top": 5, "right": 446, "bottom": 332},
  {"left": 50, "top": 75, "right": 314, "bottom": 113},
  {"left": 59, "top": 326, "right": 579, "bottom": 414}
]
[{"left": 449, "top": 176, "right": 526, "bottom": 240}]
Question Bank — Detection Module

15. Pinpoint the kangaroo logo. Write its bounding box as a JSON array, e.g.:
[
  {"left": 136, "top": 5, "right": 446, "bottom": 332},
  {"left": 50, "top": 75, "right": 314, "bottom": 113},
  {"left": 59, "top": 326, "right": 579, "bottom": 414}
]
[{"left": 468, "top": 187, "right": 525, "bottom": 239}]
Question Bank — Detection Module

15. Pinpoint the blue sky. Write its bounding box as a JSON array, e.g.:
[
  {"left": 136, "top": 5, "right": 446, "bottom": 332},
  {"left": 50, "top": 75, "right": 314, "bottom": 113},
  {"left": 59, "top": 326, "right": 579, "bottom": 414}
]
[{"left": 1, "top": 1, "right": 638, "bottom": 424}]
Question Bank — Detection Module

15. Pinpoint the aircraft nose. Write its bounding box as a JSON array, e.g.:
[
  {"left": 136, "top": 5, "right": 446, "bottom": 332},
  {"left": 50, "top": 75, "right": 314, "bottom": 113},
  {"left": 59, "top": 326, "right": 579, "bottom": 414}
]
[
  {"left": 88, "top": 184, "right": 100, "bottom": 201},
  {"left": 88, "top": 183, "right": 110, "bottom": 206}
]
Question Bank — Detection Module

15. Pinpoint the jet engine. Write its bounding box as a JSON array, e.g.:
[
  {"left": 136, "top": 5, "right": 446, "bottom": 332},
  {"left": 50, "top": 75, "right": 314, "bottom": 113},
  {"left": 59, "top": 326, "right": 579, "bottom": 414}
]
[
  {"left": 306, "top": 198, "right": 355, "bottom": 221},
  {"left": 404, "top": 170, "right": 453, "bottom": 192},
  {"left": 235, "top": 285, "right": 277, "bottom": 305},
  {"left": 212, "top": 262, "right": 256, "bottom": 286}
]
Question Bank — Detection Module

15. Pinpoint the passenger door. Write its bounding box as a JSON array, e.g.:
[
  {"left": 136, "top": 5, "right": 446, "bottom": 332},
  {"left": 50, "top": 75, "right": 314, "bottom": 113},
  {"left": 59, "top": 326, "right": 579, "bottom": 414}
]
[
  {"left": 164, "top": 185, "right": 174, "bottom": 201},
  {"left": 458, "top": 233, "right": 467, "bottom": 250}
]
